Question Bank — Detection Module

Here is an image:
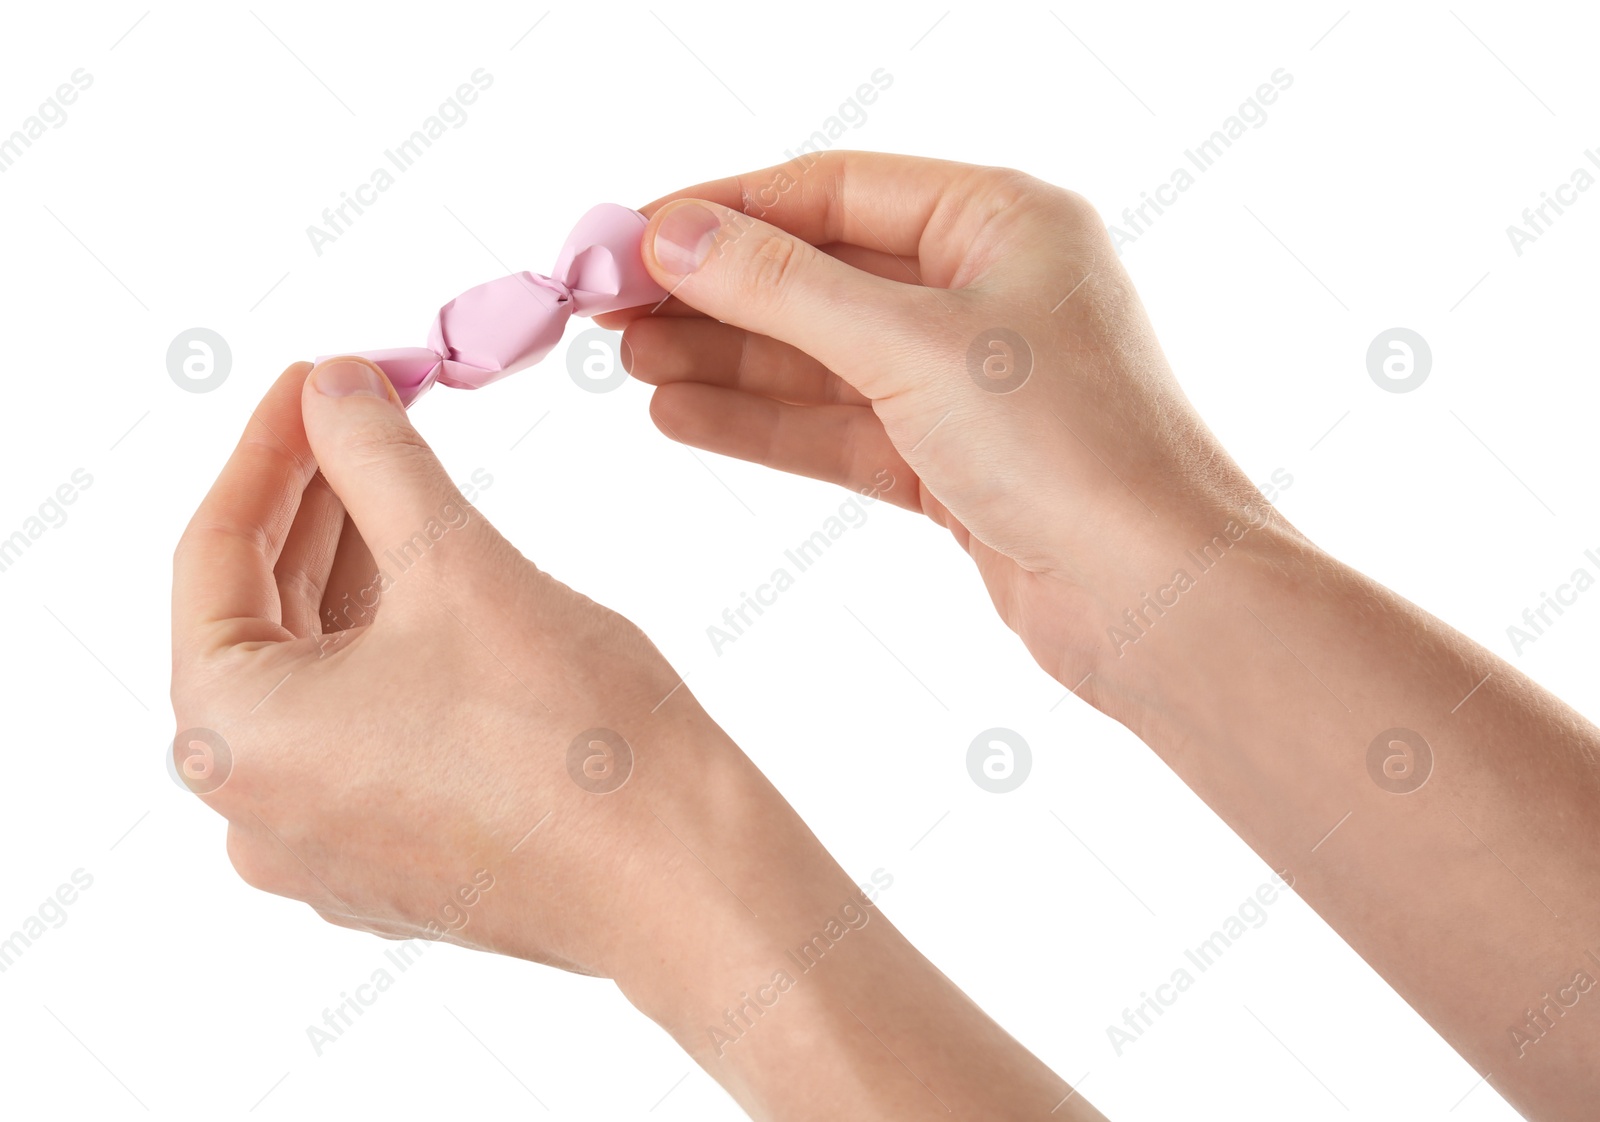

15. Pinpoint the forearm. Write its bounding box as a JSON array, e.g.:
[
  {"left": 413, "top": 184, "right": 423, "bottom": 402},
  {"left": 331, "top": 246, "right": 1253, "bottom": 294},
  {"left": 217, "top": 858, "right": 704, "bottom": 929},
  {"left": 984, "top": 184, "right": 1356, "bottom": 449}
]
[
  {"left": 1085, "top": 514, "right": 1600, "bottom": 1121},
  {"left": 611, "top": 749, "right": 1106, "bottom": 1121},
  {"left": 652, "top": 912, "right": 1099, "bottom": 1121}
]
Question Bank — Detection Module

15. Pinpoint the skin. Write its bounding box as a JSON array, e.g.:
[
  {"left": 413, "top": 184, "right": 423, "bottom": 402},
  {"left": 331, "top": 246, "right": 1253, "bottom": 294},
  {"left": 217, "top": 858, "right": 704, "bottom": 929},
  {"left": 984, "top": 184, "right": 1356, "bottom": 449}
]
[
  {"left": 599, "top": 151, "right": 1600, "bottom": 1119},
  {"left": 172, "top": 151, "right": 1600, "bottom": 1120},
  {"left": 171, "top": 359, "right": 1107, "bottom": 1120}
]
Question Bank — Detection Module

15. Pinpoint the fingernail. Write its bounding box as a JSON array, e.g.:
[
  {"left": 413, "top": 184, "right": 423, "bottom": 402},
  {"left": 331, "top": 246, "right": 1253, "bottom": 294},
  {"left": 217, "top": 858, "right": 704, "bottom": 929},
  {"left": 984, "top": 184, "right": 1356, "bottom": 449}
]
[
  {"left": 654, "top": 201, "right": 720, "bottom": 275},
  {"left": 619, "top": 334, "right": 634, "bottom": 373},
  {"left": 313, "top": 358, "right": 389, "bottom": 400}
]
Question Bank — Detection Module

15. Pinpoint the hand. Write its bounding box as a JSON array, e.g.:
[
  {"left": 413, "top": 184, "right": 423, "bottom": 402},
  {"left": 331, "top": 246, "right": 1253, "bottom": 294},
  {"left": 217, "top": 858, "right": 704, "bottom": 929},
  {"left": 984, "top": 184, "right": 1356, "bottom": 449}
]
[
  {"left": 170, "top": 356, "right": 758, "bottom": 977},
  {"left": 170, "top": 356, "right": 1108, "bottom": 1121},
  {"left": 601, "top": 153, "right": 1600, "bottom": 1122},
  {"left": 600, "top": 150, "right": 1279, "bottom": 690}
]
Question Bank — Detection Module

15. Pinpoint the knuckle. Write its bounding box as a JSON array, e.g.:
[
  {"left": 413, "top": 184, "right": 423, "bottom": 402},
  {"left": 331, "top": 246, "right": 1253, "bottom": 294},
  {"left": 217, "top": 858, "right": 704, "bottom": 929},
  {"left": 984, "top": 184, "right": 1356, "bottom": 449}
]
[
  {"left": 1052, "top": 187, "right": 1104, "bottom": 230},
  {"left": 181, "top": 516, "right": 271, "bottom": 563},
  {"left": 961, "top": 166, "right": 1056, "bottom": 227},
  {"left": 741, "top": 230, "right": 806, "bottom": 307},
  {"left": 225, "top": 828, "right": 279, "bottom": 893},
  {"left": 276, "top": 563, "right": 323, "bottom": 615},
  {"left": 975, "top": 165, "right": 1042, "bottom": 207},
  {"left": 971, "top": 165, "right": 1102, "bottom": 232},
  {"left": 341, "top": 418, "right": 434, "bottom": 471}
]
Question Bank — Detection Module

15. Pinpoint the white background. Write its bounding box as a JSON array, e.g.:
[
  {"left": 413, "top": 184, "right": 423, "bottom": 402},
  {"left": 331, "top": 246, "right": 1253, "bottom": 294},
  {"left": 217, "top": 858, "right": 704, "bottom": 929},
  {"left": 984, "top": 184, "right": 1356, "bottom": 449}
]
[{"left": 1, "top": 2, "right": 1595, "bottom": 1119}]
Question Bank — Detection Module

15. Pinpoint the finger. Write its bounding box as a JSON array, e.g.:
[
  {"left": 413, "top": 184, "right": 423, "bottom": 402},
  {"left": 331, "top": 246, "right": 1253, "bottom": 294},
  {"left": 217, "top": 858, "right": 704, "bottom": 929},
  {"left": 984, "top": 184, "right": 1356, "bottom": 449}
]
[
  {"left": 649, "top": 383, "right": 918, "bottom": 514},
  {"left": 592, "top": 294, "right": 702, "bottom": 330},
  {"left": 273, "top": 470, "right": 345, "bottom": 639},
  {"left": 637, "top": 149, "right": 985, "bottom": 263},
  {"left": 623, "top": 317, "right": 868, "bottom": 406},
  {"left": 299, "top": 357, "right": 480, "bottom": 601},
  {"left": 174, "top": 361, "right": 318, "bottom": 657},
  {"left": 319, "top": 518, "right": 380, "bottom": 633},
  {"left": 818, "top": 241, "right": 925, "bottom": 286},
  {"left": 591, "top": 244, "right": 924, "bottom": 332},
  {"left": 643, "top": 199, "right": 942, "bottom": 396}
]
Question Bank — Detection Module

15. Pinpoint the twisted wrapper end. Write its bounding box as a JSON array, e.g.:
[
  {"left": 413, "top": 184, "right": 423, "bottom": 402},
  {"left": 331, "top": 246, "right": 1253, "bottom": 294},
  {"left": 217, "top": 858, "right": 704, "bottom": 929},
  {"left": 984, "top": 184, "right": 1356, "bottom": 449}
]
[{"left": 323, "top": 204, "right": 668, "bottom": 407}]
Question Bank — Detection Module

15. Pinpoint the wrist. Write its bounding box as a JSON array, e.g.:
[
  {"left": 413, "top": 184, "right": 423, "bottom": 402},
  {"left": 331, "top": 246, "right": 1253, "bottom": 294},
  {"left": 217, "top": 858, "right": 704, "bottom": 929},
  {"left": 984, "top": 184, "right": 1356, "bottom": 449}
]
[
  {"left": 1013, "top": 474, "right": 1319, "bottom": 706},
  {"left": 618, "top": 856, "right": 1089, "bottom": 1120},
  {"left": 626, "top": 870, "right": 896, "bottom": 1066},
  {"left": 604, "top": 734, "right": 1102, "bottom": 1119},
  {"left": 601, "top": 731, "right": 870, "bottom": 1039},
  {"left": 1079, "top": 506, "right": 1332, "bottom": 749}
]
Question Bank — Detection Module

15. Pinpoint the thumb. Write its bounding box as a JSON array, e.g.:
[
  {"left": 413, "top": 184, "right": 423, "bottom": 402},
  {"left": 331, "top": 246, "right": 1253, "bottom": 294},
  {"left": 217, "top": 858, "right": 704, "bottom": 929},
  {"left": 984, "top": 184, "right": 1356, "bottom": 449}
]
[
  {"left": 301, "top": 357, "right": 472, "bottom": 576},
  {"left": 644, "top": 199, "right": 931, "bottom": 396}
]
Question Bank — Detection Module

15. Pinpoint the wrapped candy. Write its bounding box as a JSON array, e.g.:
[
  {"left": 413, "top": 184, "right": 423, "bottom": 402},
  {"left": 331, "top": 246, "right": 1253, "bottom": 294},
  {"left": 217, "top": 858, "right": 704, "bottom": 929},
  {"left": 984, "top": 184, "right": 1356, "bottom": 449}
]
[{"left": 327, "top": 203, "right": 667, "bottom": 406}]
